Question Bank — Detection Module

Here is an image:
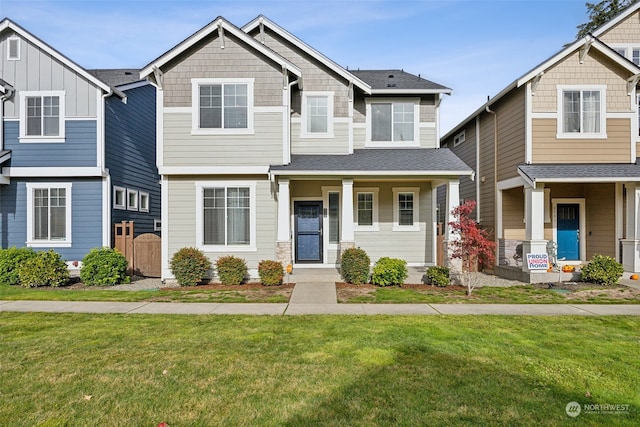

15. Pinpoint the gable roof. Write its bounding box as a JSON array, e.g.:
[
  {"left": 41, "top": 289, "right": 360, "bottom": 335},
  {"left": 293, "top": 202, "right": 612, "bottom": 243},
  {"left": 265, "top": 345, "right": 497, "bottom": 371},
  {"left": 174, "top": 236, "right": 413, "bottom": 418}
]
[
  {"left": 140, "top": 16, "right": 302, "bottom": 80},
  {"left": 270, "top": 148, "right": 473, "bottom": 176},
  {"left": 88, "top": 69, "right": 142, "bottom": 87},
  {"left": 350, "top": 69, "right": 451, "bottom": 94},
  {"left": 242, "top": 15, "right": 372, "bottom": 94},
  {"left": 0, "top": 18, "right": 113, "bottom": 94}
]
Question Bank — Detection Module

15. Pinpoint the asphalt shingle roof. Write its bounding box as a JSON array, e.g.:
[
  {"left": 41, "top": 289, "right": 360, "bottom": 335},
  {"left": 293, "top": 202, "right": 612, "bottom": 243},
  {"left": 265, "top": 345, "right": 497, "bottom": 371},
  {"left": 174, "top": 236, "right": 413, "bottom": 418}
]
[
  {"left": 270, "top": 149, "right": 472, "bottom": 174},
  {"left": 87, "top": 69, "right": 142, "bottom": 87},
  {"left": 350, "top": 69, "right": 450, "bottom": 92},
  {"left": 518, "top": 162, "right": 640, "bottom": 182}
]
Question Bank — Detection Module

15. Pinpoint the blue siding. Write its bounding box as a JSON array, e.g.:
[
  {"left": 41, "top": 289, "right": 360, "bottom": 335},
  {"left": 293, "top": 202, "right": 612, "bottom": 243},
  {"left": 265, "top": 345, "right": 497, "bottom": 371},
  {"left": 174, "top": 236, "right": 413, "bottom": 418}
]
[
  {"left": 3, "top": 120, "right": 97, "bottom": 167},
  {"left": 105, "top": 84, "right": 159, "bottom": 237},
  {"left": 0, "top": 178, "right": 103, "bottom": 261}
]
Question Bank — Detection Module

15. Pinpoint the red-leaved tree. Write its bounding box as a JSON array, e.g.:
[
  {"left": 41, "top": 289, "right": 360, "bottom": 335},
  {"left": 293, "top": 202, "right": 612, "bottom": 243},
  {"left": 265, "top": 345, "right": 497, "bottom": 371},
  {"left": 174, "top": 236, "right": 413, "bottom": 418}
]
[{"left": 448, "top": 200, "right": 496, "bottom": 295}]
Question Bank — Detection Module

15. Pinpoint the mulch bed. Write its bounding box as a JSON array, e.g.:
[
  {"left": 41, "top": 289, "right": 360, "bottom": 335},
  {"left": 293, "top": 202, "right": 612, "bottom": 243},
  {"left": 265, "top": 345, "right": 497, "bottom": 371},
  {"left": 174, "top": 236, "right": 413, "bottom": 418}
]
[
  {"left": 160, "top": 283, "right": 295, "bottom": 291},
  {"left": 335, "top": 283, "right": 467, "bottom": 291}
]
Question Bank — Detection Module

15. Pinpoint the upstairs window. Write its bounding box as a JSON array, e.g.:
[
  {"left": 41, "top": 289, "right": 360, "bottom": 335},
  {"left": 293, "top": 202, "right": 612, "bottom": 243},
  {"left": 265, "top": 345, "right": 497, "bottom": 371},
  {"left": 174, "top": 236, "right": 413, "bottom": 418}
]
[
  {"left": 453, "top": 130, "right": 466, "bottom": 146},
  {"left": 19, "top": 91, "right": 65, "bottom": 142},
  {"left": 192, "top": 78, "right": 254, "bottom": 135},
  {"left": 301, "top": 92, "right": 334, "bottom": 137},
  {"left": 367, "top": 99, "right": 418, "bottom": 146},
  {"left": 7, "top": 36, "right": 20, "bottom": 60},
  {"left": 557, "top": 86, "right": 606, "bottom": 138}
]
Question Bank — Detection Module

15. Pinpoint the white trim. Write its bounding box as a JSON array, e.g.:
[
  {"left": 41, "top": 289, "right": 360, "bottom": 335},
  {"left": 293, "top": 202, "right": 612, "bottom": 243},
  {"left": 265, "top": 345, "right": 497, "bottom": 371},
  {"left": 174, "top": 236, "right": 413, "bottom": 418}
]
[
  {"left": 5, "top": 167, "right": 104, "bottom": 177},
  {"left": 103, "top": 177, "right": 110, "bottom": 247},
  {"left": 254, "top": 106, "right": 286, "bottom": 113},
  {"left": 194, "top": 180, "right": 257, "bottom": 252},
  {"left": 607, "top": 112, "right": 635, "bottom": 119},
  {"left": 156, "top": 88, "right": 164, "bottom": 170},
  {"left": 270, "top": 169, "right": 474, "bottom": 177},
  {"left": 392, "top": 187, "right": 420, "bottom": 232},
  {"left": 113, "top": 186, "right": 126, "bottom": 210},
  {"left": 556, "top": 85, "right": 607, "bottom": 139},
  {"left": 531, "top": 112, "right": 557, "bottom": 119},
  {"left": 191, "top": 78, "right": 255, "bottom": 135},
  {"left": 164, "top": 106, "right": 191, "bottom": 114},
  {"left": 159, "top": 165, "right": 269, "bottom": 175},
  {"left": 116, "top": 80, "right": 149, "bottom": 92},
  {"left": 365, "top": 98, "right": 421, "bottom": 147},
  {"left": 25, "top": 182, "right": 72, "bottom": 247},
  {"left": 301, "top": 91, "right": 334, "bottom": 138},
  {"left": 139, "top": 192, "right": 150, "bottom": 213},
  {"left": 497, "top": 176, "right": 526, "bottom": 191},
  {"left": 127, "top": 189, "right": 139, "bottom": 211},
  {"left": 552, "top": 198, "right": 586, "bottom": 262},
  {"left": 19, "top": 91, "right": 66, "bottom": 143},
  {"left": 525, "top": 82, "right": 533, "bottom": 164},
  {"left": 97, "top": 87, "right": 105, "bottom": 170},
  {"left": 322, "top": 186, "right": 342, "bottom": 263},
  {"left": 615, "top": 182, "right": 624, "bottom": 262},
  {"left": 354, "top": 188, "right": 379, "bottom": 232},
  {"left": 7, "top": 36, "right": 20, "bottom": 60},
  {"left": 154, "top": 218, "right": 162, "bottom": 232},
  {"left": 419, "top": 122, "right": 437, "bottom": 128},
  {"left": 453, "top": 130, "right": 465, "bottom": 147},
  {"left": 161, "top": 175, "right": 170, "bottom": 278},
  {"left": 371, "top": 89, "right": 451, "bottom": 95}
]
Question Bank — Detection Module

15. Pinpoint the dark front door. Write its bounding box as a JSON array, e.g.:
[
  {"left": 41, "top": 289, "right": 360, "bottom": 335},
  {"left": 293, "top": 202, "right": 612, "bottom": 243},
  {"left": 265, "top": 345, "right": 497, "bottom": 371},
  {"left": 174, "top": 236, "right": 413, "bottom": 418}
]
[
  {"left": 294, "top": 201, "right": 323, "bottom": 263},
  {"left": 557, "top": 203, "right": 580, "bottom": 260}
]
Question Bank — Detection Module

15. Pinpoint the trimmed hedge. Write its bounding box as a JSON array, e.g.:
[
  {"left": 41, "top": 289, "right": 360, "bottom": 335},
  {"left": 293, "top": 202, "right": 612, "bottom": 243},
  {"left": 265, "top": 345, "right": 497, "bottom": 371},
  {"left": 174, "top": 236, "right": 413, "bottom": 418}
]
[
  {"left": 216, "top": 255, "right": 247, "bottom": 285},
  {"left": 581, "top": 254, "right": 623, "bottom": 286},
  {"left": 371, "top": 257, "right": 408, "bottom": 287},
  {"left": 80, "top": 247, "right": 130, "bottom": 286},
  {"left": 170, "top": 247, "right": 211, "bottom": 286},
  {"left": 426, "top": 266, "right": 450, "bottom": 287},
  {"left": 341, "top": 247, "right": 370, "bottom": 284},
  {"left": 0, "top": 247, "right": 37, "bottom": 286},
  {"left": 258, "top": 260, "right": 284, "bottom": 286},
  {"left": 17, "top": 250, "right": 69, "bottom": 288}
]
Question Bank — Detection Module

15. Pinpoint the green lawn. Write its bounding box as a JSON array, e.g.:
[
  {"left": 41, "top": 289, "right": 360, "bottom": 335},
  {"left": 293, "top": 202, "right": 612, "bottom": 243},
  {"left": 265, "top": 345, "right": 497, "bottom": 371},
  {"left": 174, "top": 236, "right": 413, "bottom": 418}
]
[{"left": 1, "top": 313, "right": 638, "bottom": 426}]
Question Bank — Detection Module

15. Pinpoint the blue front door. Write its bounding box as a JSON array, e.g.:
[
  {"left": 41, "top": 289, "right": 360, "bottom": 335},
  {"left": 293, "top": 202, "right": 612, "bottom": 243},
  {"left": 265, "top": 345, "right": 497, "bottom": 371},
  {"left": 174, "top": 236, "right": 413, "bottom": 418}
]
[
  {"left": 557, "top": 204, "right": 580, "bottom": 260},
  {"left": 295, "top": 201, "right": 323, "bottom": 263}
]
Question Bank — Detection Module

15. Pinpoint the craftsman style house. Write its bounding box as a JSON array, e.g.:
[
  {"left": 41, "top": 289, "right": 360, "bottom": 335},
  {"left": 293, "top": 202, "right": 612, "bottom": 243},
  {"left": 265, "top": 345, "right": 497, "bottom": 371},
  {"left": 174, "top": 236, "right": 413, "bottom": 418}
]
[
  {"left": 0, "top": 19, "right": 158, "bottom": 266},
  {"left": 440, "top": 3, "right": 640, "bottom": 281},
  {"left": 141, "top": 16, "right": 471, "bottom": 280}
]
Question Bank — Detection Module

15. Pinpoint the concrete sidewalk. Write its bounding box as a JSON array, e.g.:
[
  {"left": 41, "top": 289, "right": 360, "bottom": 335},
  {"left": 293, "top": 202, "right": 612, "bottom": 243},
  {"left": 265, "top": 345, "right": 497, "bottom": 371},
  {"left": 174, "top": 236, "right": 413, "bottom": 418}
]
[{"left": 1, "top": 299, "right": 640, "bottom": 316}]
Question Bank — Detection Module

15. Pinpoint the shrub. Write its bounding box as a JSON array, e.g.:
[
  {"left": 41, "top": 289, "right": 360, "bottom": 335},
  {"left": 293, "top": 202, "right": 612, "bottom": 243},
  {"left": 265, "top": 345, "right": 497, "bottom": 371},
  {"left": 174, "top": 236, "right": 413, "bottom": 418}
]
[
  {"left": 216, "top": 255, "right": 247, "bottom": 285},
  {"left": 17, "top": 250, "right": 69, "bottom": 288},
  {"left": 80, "top": 247, "right": 130, "bottom": 286},
  {"left": 0, "top": 247, "right": 37, "bottom": 285},
  {"left": 341, "top": 247, "right": 370, "bottom": 284},
  {"left": 170, "top": 247, "right": 211, "bottom": 286},
  {"left": 581, "top": 254, "right": 624, "bottom": 286},
  {"left": 371, "top": 257, "right": 408, "bottom": 287},
  {"left": 426, "top": 266, "right": 450, "bottom": 287},
  {"left": 258, "top": 260, "right": 284, "bottom": 286}
]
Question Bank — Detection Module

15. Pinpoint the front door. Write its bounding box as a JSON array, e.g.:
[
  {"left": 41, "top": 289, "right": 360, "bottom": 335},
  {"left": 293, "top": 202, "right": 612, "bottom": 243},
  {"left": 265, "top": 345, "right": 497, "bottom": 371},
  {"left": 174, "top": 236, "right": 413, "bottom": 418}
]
[
  {"left": 294, "top": 201, "right": 323, "bottom": 263},
  {"left": 557, "top": 203, "right": 580, "bottom": 260}
]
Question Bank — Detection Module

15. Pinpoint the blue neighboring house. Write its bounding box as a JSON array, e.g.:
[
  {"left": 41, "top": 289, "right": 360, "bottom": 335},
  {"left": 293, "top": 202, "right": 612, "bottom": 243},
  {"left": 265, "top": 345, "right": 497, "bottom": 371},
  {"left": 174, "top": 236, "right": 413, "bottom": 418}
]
[{"left": 0, "top": 19, "right": 159, "bottom": 269}]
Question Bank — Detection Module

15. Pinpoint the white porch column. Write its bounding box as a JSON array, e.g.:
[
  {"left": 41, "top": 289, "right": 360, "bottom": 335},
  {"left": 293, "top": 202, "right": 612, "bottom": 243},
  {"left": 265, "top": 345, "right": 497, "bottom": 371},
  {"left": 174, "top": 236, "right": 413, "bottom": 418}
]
[
  {"left": 444, "top": 179, "right": 459, "bottom": 240},
  {"left": 622, "top": 183, "right": 640, "bottom": 272},
  {"left": 276, "top": 178, "right": 292, "bottom": 266},
  {"left": 522, "top": 183, "right": 547, "bottom": 273},
  {"left": 340, "top": 178, "right": 355, "bottom": 251},
  {"left": 443, "top": 180, "right": 462, "bottom": 278}
]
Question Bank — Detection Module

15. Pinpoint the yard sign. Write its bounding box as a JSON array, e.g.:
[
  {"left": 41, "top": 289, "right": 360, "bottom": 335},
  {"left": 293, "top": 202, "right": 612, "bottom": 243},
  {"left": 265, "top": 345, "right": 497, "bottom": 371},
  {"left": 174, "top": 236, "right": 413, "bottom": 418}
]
[{"left": 526, "top": 253, "right": 549, "bottom": 270}]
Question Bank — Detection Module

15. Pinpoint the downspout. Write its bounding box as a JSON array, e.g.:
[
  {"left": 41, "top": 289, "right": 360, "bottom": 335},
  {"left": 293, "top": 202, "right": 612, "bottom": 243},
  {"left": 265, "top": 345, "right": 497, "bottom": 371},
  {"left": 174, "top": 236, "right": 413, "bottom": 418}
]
[
  {"left": 485, "top": 104, "right": 498, "bottom": 266},
  {"left": 101, "top": 88, "right": 115, "bottom": 248}
]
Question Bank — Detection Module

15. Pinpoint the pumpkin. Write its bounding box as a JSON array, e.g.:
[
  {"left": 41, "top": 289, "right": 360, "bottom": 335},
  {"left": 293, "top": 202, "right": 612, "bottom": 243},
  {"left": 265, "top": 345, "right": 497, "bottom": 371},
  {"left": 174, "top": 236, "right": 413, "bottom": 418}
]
[
  {"left": 631, "top": 274, "right": 639, "bottom": 280},
  {"left": 562, "top": 265, "right": 575, "bottom": 273}
]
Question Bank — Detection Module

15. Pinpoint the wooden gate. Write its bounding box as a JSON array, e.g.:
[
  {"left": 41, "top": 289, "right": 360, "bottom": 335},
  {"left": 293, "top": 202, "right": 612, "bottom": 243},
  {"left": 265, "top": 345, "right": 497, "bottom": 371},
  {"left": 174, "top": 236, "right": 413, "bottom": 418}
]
[
  {"left": 114, "top": 221, "right": 161, "bottom": 277},
  {"left": 436, "top": 223, "right": 444, "bottom": 266}
]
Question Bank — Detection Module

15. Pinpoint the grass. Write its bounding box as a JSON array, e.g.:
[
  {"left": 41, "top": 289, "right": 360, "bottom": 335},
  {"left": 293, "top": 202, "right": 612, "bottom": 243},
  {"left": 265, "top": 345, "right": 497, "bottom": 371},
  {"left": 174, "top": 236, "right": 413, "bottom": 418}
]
[
  {"left": 0, "top": 313, "right": 638, "bottom": 426},
  {"left": 342, "top": 285, "right": 640, "bottom": 304}
]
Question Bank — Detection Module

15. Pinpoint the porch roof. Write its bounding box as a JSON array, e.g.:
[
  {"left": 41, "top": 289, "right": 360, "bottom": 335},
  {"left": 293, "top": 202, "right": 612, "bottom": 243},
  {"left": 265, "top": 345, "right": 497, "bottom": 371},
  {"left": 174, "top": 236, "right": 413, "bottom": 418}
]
[
  {"left": 270, "top": 148, "right": 473, "bottom": 177},
  {"left": 518, "top": 162, "right": 640, "bottom": 185},
  {"left": 0, "top": 150, "right": 11, "bottom": 165}
]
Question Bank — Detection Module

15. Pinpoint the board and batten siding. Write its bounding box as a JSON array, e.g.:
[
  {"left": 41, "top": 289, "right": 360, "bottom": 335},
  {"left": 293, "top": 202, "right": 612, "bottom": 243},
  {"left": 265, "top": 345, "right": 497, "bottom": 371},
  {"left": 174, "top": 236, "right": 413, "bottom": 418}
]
[
  {"left": 3, "top": 120, "right": 97, "bottom": 167},
  {"left": 0, "top": 178, "right": 103, "bottom": 259},
  {"left": 291, "top": 121, "right": 350, "bottom": 154},
  {"left": 532, "top": 118, "right": 631, "bottom": 163},
  {"left": 163, "top": 111, "right": 284, "bottom": 166},
  {"left": 166, "top": 176, "right": 277, "bottom": 277},
  {"left": 0, "top": 32, "right": 98, "bottom": 118},
  {"left": 353, "top": 182, "right": 434, "bottom": 265},
  {"left": 162, "top": 33, "right": 285, "bottom": 109}
]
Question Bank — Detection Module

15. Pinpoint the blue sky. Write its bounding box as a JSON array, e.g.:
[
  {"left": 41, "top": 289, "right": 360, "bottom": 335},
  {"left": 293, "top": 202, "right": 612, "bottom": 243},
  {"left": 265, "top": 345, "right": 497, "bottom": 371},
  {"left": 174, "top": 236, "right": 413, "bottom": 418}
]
[{"left": 0, "top": 0, "right": 590, "bottom": 134}]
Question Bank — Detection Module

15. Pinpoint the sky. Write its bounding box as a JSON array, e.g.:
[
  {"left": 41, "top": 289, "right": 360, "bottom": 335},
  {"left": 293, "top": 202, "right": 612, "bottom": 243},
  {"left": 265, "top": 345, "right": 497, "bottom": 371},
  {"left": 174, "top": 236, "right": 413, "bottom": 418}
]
[{"left": 0, "top": 0, "right": 591, "bottom": 135}]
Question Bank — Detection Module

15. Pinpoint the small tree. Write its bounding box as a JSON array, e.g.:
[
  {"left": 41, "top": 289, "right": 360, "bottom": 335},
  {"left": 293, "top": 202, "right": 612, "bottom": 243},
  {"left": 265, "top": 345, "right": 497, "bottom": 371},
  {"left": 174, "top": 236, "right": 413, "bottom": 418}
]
[
  {"left": 575, "top": 0, "right": 636, "bottom": 40},
  {"left": 448, "top": 200, "right": 495, "bottom": 295}
]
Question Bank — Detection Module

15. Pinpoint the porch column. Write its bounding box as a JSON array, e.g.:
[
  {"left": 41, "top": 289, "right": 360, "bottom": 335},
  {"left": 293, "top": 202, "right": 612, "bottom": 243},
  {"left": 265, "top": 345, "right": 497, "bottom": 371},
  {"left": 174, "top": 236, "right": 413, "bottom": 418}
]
[
  {"left": 276, "top": 178, "right": 292, "bottom": 266},
  {"left": 443, "top": 180, "right": 462, "bottom": 278},
  {"left": 340, "top": 178, "right": 355, "bottom": 253},
  {"left": 622, "top": 183, "right": 640, "bottom": 272},
  {"left": 522, "top": 183, "right": 547, "bottom": 273}
]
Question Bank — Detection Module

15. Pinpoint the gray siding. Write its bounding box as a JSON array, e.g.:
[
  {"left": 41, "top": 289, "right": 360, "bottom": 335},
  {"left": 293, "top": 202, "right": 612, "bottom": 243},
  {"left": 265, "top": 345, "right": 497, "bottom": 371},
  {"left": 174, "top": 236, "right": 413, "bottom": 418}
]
[
  {"left": 4, "top": 120, "right": 97, "bottom": 167},
  {"left": 291, "top": 121, "right": 350, "bottom": 154}
]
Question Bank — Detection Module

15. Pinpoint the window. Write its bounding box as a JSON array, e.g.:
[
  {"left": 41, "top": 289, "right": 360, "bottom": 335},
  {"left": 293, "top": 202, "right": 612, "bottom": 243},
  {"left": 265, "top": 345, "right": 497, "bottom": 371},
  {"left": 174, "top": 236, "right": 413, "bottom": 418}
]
[
  {"left": 19, "top": 91, "right": 65, "bottom": 142},
  {"left": 355, "top": 188, "right": 378, "bottom": 231},
  {"left": 612, "top": 46, "right": 640, "bottom": 65},
  {"left": 328, "top": 191, "right": 340, "bottom": 244},
  {"left": 127, "top": 189, "right": 138, "bottom": 211},
  {"left": 196, "top": 181, "right": 257, "bottom": 250},
  {"left": 453, "top": 130, "right": 466, "bottom": 146},
  {"left": 26, "top": 183, "right": 72, "bottom": 247},
  {"left": 154, "top": 219, "right": 162, "bottom": 232},
  {"left": 114, "top": 187, "right": 126, "bottom": 210},
  {"left": 393, "top": 188, "right": 420, "bottom": 231},
  {"left": 191, "top": 78, "right": 254, "bottom": 134},
  {"left": 139, "top": 192, "right": 149, "bottom": 213},
  {"left": 301, "top": 92, "right": 334, "bottom": 137},
  {"left": 7, "top": 36, "right": 20, "bottom": 60},
  {"left": 367, "top": 99, "right": 418, "bottom": 146},
  {"left": 637, "top": 94, "right": 640, "bottom": 137},
  {"left": 557, "top": 86, "right": 606, "bottom": 138}
]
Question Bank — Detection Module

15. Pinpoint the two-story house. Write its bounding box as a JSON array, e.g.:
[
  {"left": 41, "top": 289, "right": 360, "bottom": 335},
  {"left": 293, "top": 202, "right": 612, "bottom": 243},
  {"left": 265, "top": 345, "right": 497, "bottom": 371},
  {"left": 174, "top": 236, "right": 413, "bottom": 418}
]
[
  {"left": 141, "top": 16, "right": 472, "bottom": 280},
  {"left": 441, "top": 3, "right": 640, "bottom": 281},
  {"left": 0, "top": 19, "right": 159, "bottom": 267}
]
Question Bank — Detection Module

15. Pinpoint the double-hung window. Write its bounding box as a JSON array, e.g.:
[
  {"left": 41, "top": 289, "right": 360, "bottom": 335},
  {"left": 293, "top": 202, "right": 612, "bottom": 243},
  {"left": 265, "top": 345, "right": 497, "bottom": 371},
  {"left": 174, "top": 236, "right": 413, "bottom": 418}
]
[
  {"left": 196, "top": 182, "right": 256, "bottom": 250},
  {"left": 367, "top": 99, "right": 418, "bottom": 146},
  {"left": 26, "top": 183, "right": 72, "bottom": 247},
  {"left": 192, "top": 78, "right": 254, "bottom": 134},
  {"left": 301, "top": 92, "right": 333, "bottom": 137},
  {"left": 393, "top": 188, "right": 419, "bottom": 231},
  {"left": 557, "top": 86, "right": 606, "bottom": 138},
  {"left": 19, "top": 91, "right": 65, "bottom": 142},
  {"left": 355, "top": 188, "right": 378, "bottom": 231}
]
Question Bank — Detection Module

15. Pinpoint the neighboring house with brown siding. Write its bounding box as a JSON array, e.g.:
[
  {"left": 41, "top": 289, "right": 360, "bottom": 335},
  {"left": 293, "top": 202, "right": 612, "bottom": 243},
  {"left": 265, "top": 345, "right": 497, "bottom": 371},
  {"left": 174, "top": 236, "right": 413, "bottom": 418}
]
[
  {"left": 140, "top": 15, "right": 472, "bottom": 280},
  {"left": 440, "top": 3, "right": 640, "bottom": 281}
]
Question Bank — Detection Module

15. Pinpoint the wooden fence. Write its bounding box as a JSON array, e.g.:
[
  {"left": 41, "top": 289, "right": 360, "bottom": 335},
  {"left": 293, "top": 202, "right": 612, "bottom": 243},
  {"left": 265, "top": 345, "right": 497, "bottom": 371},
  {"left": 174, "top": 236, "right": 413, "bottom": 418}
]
[{"left": 114, "top": 221, "right": 161, "bottom": 277}]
